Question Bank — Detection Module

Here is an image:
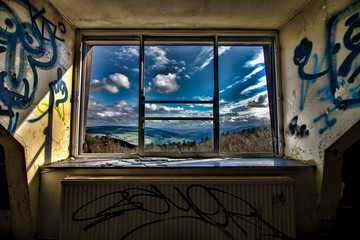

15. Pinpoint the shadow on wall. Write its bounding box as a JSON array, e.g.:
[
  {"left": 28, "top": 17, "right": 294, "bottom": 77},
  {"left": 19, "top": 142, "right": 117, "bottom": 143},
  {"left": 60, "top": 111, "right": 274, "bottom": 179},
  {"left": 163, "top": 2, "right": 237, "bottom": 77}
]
[{"left": 0, "top": 0, "right": 71, "bottom": 135}]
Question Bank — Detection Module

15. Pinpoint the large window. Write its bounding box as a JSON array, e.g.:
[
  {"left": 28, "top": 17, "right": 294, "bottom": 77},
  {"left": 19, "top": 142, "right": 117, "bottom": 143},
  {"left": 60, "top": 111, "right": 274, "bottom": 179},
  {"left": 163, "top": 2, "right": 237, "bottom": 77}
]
[{"left": 75, "top": 32, "right": 280, "bottom": 158}]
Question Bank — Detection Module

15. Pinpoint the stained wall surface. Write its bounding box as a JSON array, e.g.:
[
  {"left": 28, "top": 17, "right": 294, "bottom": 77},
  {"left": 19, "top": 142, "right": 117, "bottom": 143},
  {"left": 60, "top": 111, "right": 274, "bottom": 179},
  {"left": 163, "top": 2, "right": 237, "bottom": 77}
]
[
  {"left": 280, "top": 0, "right": 360, "bottom": 194},
  {"left": 0, "top": 0, "right": 360, "bottom": 238},
  {"left": 0, "top": 0, "right": 75, "bottom": 178},
  {"left": 0, "top": 0, "right": 75, "bottom": 233}
]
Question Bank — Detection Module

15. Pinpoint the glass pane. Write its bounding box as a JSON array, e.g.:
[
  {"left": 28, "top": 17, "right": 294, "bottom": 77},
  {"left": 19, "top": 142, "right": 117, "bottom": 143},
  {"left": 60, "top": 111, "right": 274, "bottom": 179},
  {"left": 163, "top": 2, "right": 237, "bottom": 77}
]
[
  {"left": 145, "top": 103, "right": 213, "bottom": 118},
  {"left": 144, "top": 120, "right": 213, "bottom": 152},
  {"left": 144, "top": 45, "right": 214, "bottom": 101},
  {"left": 84, "top": 45, "right": 139, "bottom": 153},
  {"left": 218, "top": 46, "right": 273, "bottom": 153}
]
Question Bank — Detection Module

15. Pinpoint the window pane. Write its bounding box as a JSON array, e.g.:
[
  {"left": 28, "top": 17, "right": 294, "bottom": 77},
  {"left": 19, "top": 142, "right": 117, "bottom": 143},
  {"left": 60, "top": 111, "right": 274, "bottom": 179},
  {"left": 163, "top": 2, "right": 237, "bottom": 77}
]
[
  {"left": 145, "top": 103, "right": 213, "bottom": 118},
  {"left": 218, "top": 46, "right": 273, "bottom": 153},
  {"left": 144, "top": 45, "right": 214, "bottom": 101},
  {"left": 144, "top": 120, "right": 213, "bottom": 152},
  {"left": 84, "top": 45, "right": 139, "bottom": 153}
]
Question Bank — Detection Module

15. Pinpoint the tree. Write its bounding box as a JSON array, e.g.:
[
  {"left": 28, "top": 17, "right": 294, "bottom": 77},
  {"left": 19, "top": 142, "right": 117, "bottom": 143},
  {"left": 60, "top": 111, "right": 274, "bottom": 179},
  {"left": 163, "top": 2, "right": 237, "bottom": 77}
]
[{"left": 106, "top": 131, "right": 112, "bottom": 138}]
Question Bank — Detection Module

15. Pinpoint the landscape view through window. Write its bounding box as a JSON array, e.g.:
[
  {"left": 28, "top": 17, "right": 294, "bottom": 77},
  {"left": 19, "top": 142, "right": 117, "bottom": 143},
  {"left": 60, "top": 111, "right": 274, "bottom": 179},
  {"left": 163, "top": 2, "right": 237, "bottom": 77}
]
[{"left": 84, "top": 43, "right": 273, "bottom": 154}]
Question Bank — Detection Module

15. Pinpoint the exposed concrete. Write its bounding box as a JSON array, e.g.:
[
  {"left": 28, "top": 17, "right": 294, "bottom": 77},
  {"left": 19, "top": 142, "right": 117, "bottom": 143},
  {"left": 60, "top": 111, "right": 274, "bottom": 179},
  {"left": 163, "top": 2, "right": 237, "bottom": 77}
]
[
  {"left": 37, "top": 165, "right": 317, "bottom": 239},
  {"left": 1, "top": 0, "right": 360, "bottom": 238},
  {"left": 280, "top": 0, "right": 360, "bottom": 203},
  {"left": 47, "top": 0, "right": 312, "bottom": 29}
]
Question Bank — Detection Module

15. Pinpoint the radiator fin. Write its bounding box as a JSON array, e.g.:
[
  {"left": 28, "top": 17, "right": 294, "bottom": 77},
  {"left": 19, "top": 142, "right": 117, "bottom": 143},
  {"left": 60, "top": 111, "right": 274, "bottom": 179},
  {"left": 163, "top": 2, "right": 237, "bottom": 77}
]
[{"left": 60, "top": 176, "right": 295, "bottom": 240}]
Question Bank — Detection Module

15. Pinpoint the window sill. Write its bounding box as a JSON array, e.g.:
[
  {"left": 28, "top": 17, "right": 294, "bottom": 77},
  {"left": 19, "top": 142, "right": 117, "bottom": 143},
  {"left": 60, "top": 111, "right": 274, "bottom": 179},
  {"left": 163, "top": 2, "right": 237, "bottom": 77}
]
[{"left": 41, "top": 157, "right": 315, "bottom": 169}]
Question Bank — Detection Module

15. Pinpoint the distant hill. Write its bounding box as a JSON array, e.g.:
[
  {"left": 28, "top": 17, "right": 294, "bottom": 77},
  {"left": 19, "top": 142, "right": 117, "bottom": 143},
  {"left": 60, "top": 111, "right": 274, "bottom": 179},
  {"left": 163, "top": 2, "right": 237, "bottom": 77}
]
[
  {"left": 85, "top": 125, "right": 272, "bottom": 153},
  {"left": 86, "top": 125, "right": 137, "bottom": 135},
  {"left": 86, "top": 125, "right": 212, "bottom": 144}
]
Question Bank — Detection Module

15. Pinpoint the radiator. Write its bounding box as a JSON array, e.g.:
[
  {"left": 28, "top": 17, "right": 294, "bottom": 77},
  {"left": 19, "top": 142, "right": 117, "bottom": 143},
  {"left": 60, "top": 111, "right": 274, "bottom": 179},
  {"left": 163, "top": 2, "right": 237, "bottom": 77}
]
[{"left": 60, "top": 176, "right": 295, "bottom": 240}]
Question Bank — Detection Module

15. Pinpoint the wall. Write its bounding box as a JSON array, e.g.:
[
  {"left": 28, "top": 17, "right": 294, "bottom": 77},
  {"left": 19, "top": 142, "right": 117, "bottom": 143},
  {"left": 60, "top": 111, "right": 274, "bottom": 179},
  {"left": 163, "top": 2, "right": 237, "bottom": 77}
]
[
  {"left": 1, "top": 0, "right": 359, "bottom": 238},
  {"left": 280, "top": 0, "right": 360, "bottom": 197},
  {"left": 36, "top": 166, "right": 316, "bottom": 239},
  {"left": 0, "top": 0, "right": 75, "bottom": 233}
]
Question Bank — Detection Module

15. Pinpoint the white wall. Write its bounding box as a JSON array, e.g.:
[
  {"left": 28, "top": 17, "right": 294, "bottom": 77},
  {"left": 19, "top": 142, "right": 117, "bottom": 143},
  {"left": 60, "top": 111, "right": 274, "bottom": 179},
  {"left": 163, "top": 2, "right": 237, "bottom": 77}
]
[
  {"left": 280, "top": 0, "right": 360, "bottom": 194},
  {"left": 0, "top": 0, "right": 75, "bottom": 234}
]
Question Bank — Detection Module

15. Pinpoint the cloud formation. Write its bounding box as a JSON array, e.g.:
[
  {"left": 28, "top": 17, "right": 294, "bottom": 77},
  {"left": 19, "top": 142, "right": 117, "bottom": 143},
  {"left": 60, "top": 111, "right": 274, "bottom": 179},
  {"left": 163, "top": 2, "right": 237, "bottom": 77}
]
[
  {"left": 193, "top": 46, "right": 230, "bottom": 74},
  {"left": 145, "top": 104, "right": 184, "bottom": 114},
  {"left": 146, "top": 46, "right": 170, "bottom": 69},
  {"left": 86, "top": 100, "right": 138, "bottom": 126},
  {"left": 150, "top": 73, "right": 180, "bottom": 94},
  {"left": 240, "top": 76, "right": 267, "bottom": 95},
  {"left": 114, "top": 46, "right": 139, "bottom": 59},
  {"left": 247, "top": 94, "right": 268, "bottom": 108},
  {"left": 245, "top": 50, "right": 264, "bottom": 68},
  {"left": 90, "top": 73, "right": 130, "bottom": 94},
  {"left": 220, "top": 66, "right": 265, "bottom": 94}
]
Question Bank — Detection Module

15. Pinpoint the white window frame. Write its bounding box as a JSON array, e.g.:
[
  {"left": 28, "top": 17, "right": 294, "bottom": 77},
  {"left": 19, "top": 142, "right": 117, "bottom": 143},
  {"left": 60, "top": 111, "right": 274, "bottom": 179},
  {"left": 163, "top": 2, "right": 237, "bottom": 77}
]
[{"left": 71, "top": 29, "right": 283, "bottom": 159}]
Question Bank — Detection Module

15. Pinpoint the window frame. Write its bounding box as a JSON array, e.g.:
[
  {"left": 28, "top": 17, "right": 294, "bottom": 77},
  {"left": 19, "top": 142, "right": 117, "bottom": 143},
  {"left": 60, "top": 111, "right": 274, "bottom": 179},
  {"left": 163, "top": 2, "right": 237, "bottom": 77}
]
[{"left": 71, "top": 29, "right": 283, "bottom": 159}]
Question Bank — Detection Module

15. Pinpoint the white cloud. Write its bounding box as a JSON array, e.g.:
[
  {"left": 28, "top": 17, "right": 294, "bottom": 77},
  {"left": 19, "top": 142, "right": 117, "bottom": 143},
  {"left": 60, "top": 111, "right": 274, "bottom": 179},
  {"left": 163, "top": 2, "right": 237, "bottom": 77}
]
[
  {"left": 219, "top": 46, "right": 231, "bottom": 55},
  {"left": 151, "top": 73, "right": 180, "bottom": 94},
  {"left": 86, "top": 100, "right": 138, "bottom": 126},
  {"left": 193, "top": 46, "right": 231, "bottom": 74},
  {"left": 245, "top": 66, "right": 264, "bottom": 79},
  {"left": 145, "top": 104, "right": 184, "bottom": 114},
  {"left": 193, "top": 47, "right": 213, "bottom": 73},
  {"left": 146, "top": 46, "right": 170, "bottom": 69},
  {"left": 219, "top": 93, "right": 270, "bottom": 130},
  {"left": 109, "top": 73, "right": 130, "bottom": 88},
  {"left": 194, "top": 96, "right": 213, "bottom": 101},
  {"left": 90, "top": 73, "right": 130, "bottom": 94},
  {"left": 240, "top": 76, "right": 267, "bottom": 95},
  {"left": 219, "top": 66, "right": 265, "bottom": 94},
  {"left": 245, "top": 50, "right": 264, "bottom": 68},
  {"left": 114, "top": 46, "right": 139, "bottom": 59}
]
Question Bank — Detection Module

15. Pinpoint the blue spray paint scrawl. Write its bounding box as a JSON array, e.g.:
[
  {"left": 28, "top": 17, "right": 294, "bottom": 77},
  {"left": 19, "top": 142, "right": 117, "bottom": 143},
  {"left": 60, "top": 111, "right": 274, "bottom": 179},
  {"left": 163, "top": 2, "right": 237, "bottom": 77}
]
[
  {"left": 0, "top": 0, "right": 68, "bottom": 134},
  {"left": 292, "top": 1, "right": 360, "bottom": 135}
]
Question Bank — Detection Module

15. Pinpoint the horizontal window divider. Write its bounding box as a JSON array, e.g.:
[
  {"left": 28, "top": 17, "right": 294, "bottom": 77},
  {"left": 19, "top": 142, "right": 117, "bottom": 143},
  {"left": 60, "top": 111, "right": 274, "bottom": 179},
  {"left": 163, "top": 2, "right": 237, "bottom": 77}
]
[
  {"left": 144, "top": 117, "right": 214, "bottom": 121},
  {"left": 144, "top": 100, "right": 213, "bottom": 104},
  {"left": 143, "top": 36, "right": 215, "bottom": 43}
]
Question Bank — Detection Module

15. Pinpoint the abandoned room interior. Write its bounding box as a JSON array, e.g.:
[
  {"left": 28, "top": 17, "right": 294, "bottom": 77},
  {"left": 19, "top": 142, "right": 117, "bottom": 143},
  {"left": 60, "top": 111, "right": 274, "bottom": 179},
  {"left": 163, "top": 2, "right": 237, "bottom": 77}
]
[{"left": 1, "top": 0, "right": 360, "bottom": 239}]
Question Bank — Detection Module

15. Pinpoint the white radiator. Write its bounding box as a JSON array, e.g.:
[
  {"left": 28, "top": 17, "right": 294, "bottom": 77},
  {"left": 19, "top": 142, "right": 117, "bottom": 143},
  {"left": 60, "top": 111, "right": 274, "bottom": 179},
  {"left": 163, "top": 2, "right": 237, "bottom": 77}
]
[{"left": 60, "top": 176, "right": 295, "bottom": 240}]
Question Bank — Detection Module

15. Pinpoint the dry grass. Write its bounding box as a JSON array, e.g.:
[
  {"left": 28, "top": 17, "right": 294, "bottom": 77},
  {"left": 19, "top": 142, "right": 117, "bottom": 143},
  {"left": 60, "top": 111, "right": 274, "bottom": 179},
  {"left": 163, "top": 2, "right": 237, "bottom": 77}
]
[
  {"left": 220, "top": 125, "right": 273, "bottom": 153},
  {"left": 84, "top": 133, "right": 137, "bottom": 153}
]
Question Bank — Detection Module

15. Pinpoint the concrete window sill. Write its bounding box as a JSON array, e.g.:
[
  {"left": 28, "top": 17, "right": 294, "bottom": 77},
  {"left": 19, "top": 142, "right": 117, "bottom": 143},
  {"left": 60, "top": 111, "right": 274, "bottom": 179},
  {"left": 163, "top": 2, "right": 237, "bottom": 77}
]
[{"left": 41, "top": 157, "right": 315, "bottom": 169}]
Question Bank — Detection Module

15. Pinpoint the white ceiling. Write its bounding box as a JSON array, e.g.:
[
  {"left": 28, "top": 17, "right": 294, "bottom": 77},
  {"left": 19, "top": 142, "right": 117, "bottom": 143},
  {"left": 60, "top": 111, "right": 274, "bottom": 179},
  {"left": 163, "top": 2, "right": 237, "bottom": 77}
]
[{"left": 47, "top": 0, "right": 311, "bottom": 29}]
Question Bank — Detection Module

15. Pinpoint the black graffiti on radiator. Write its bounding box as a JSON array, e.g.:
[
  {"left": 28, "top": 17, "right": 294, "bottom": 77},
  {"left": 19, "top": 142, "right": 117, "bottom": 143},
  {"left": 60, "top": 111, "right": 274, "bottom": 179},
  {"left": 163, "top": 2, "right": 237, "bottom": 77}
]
[{"left": 72, "top": 184, "right": 294, "bottom": 240}]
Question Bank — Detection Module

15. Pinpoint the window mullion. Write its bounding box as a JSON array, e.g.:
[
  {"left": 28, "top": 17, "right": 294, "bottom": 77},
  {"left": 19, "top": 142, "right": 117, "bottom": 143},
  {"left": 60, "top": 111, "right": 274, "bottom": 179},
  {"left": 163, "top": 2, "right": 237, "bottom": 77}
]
[
  {"left": 213, "top": 36, "right": 220, "bottom": 155},
  {"left": 139, "top": 35, "right": 145, "bottom": 155}
]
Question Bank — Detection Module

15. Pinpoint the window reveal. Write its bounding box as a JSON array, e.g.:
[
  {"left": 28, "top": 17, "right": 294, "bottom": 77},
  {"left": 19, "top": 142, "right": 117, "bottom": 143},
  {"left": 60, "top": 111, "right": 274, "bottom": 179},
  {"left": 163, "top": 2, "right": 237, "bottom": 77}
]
[{"left": 79, "top": 35, "right": 279, "bottom": 158}]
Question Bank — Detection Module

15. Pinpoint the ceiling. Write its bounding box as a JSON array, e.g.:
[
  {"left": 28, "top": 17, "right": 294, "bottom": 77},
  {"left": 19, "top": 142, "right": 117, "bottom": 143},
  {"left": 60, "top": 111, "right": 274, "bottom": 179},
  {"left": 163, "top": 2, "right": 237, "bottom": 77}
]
[{"left": 47, "top": 0, "right": 311, "bottom": 30}]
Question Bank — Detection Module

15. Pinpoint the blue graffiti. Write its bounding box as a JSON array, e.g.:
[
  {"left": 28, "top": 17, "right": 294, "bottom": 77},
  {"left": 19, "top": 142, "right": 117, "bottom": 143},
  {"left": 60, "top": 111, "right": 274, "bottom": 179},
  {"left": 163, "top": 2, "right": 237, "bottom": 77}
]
[
  {"left": 294, "top": 38, "right": 328, "bottom": 111},
  {"left": 28, "top": 67, "right": 68, "bottom": 123},
  {"left": 293, "top": 1, "right": 360, "bottom": 135},
  {"left": 301, "top": 53, "right": 327, "bottom": 111},
  {"left": 313, "top": 113, "right": 337, "bottom": 135},
  {"left": 294, "top": 38, "right": 329, "bottom": 81},
  {"left": 0, "top": 0, "right": 68, "bottom": 134}
]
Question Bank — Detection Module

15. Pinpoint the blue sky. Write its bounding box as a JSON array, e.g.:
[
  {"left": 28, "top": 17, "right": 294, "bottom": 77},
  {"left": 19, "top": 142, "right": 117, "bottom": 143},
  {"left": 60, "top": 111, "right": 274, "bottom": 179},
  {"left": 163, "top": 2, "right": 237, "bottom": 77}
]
[{"left": 86, "top": 44, "right": 270, "bottom": 131}]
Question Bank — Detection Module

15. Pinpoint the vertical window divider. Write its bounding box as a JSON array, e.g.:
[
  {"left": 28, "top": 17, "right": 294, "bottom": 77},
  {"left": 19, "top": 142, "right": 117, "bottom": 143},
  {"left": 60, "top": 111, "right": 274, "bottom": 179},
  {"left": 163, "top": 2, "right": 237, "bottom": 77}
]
[
  {"left": 139, "top": 35, "right": 145, "bottom": 155},
  {"left": 214, "top": 35, "right": 220, "bottom": 155},
  {"left": 78, "top": 32, "right": 279, "bottom": 158}
]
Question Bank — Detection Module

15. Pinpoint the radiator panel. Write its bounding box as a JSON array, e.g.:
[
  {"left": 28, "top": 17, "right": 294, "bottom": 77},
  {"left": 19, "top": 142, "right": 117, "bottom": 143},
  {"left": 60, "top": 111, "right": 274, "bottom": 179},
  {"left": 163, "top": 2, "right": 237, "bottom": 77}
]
[{"left": 60, "top": 176, "right": 295, "bottom": 240}]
